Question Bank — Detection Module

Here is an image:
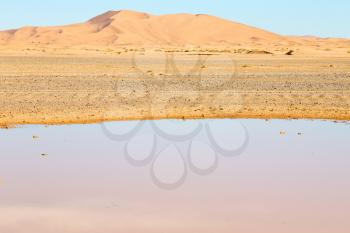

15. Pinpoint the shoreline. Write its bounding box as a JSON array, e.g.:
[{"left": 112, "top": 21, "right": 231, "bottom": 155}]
[{"left": 2, "top": 113, "right": 350, "bottom": 129}]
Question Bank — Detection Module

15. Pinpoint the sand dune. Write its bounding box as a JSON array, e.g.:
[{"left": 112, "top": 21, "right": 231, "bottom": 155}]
[
  {"left": 1, "top": 10, "right": 349, "bottom": 54},
  {"left": 0, "top": 10, "right": 287, "bottom": 46}
]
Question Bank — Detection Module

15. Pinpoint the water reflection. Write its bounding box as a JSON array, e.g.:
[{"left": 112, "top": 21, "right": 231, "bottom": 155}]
[
  {"left": 102, "top": 119, "right": 249, "bottom": 189},
  {"left": 0, "top": 119, "right": 350, "bottom": 233}
]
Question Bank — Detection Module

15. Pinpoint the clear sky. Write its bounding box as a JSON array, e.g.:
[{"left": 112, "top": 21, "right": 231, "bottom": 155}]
[{"left": 0, "top": 0, "right": 349, "bottom": 38}]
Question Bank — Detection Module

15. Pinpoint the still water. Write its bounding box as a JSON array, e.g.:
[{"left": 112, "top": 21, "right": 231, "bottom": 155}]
[{"left": 0, "top": 119, "right": 349, "bottom": 233}]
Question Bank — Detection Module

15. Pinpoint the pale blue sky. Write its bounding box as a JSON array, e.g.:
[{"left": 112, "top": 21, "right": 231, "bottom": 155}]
[{"left": 0, "top": 0, "right": 349, "bottom": 38}]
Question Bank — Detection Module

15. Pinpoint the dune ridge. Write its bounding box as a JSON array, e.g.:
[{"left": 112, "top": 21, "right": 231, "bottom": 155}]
[{"left": 0, "top": 10, "right": 288, "bottom": 46}]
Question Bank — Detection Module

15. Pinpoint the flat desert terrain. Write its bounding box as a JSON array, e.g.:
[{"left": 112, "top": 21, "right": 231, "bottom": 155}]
[{"left": 0, "top": 49, "right": 349, "bottom": 127}]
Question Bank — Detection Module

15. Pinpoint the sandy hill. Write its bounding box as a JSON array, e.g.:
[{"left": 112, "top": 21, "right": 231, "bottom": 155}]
[{"left": 0, "top": 10, "right": 286, "bottom": 46}]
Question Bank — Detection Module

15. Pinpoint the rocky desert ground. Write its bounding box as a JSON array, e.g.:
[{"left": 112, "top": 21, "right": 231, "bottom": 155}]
[{"left": 0, "top": 48, "right": 349, "bottom": 127}]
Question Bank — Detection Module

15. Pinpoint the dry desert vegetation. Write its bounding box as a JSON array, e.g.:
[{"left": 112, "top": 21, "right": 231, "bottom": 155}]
[{"left": 0, "top": 10, "right": 349, "bottom": 127}]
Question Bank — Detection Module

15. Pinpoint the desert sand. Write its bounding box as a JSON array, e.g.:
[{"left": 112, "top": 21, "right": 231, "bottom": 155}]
[{"left": 0, "top": 10, "right": 349, "bottom": 127}]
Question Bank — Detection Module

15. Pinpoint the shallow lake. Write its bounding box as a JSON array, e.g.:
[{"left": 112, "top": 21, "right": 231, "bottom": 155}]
[{"left": 0, "top": 119, "right": 349, "bottom": 233}]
